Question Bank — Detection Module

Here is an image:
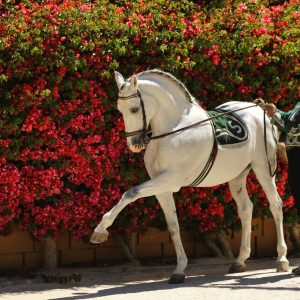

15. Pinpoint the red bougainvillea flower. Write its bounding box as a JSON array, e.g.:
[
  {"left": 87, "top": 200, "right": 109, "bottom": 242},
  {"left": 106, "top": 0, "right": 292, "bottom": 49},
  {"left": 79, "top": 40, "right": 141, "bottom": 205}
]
[{"left": 0, "top": 0, "right": 297, "bottom": 239}]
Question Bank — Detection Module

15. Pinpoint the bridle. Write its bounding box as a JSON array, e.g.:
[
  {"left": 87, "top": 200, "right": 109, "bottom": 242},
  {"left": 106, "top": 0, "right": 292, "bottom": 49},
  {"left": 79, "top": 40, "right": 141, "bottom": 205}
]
[{"left": 118, "top": 89, "right": 150, "bottom": 145}]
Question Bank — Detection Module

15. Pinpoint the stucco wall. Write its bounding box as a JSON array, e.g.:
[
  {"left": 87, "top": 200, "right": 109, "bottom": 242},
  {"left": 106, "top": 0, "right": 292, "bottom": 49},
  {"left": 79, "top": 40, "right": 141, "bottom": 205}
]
[{"left": 0, "top": 217, "right": 297, "bottom": 271}]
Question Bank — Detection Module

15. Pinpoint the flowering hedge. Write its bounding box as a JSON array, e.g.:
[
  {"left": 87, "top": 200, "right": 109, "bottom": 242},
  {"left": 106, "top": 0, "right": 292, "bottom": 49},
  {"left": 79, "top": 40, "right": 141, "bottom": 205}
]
[{"left": 0, "top": 0, "right": 298, "bottom": 240}]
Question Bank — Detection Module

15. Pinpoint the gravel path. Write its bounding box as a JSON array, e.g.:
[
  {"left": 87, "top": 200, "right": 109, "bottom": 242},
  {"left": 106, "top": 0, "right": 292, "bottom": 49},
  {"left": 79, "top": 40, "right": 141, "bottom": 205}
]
[{"left": 1, "top": 257, "right": 300, "bottom": 300}]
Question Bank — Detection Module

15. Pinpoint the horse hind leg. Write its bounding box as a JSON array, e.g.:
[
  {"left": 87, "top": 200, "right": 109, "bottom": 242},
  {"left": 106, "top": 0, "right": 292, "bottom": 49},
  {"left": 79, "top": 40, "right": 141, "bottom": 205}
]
[
  {"left": 252, "top": 163, "right": 289, "bottom": 272},
  {"left": 228, "top": 167, "right": 252, "bottom": 273}
]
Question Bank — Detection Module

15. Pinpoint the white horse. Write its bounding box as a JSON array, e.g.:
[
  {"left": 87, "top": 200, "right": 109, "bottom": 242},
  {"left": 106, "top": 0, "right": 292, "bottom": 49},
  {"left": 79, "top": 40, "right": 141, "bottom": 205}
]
[{"left": 90, "top": 69, "right": 289, "bottom": 283}]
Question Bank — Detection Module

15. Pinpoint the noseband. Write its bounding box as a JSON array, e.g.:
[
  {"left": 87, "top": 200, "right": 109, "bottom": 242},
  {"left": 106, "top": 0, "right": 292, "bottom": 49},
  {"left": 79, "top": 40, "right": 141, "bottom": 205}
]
[{"left": 118, "top": 89, "right": 150, "bottom": 145}]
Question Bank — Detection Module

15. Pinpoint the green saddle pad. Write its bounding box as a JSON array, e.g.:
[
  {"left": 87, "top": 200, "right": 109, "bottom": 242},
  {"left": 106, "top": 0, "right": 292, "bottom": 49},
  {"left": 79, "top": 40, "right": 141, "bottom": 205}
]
[{"left": 208, "top": 109, "right": 249, "bottom": 145}]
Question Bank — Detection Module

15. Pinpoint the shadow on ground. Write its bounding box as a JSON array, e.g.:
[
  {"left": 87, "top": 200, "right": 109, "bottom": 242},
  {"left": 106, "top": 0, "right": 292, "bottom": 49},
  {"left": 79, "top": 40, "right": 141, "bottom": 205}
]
[{"left": 1, "top": 258, "right": 300, "bottom": 300}]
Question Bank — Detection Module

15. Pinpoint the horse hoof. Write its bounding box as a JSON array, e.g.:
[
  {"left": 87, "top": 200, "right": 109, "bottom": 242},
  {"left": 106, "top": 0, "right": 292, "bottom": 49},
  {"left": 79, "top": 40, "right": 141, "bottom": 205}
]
[
  {"left": 277, "top": 260, "right": 289, "bottom": 272},
  {"left": 90, "top": 231, "right": 108, "bottom": 244},
  {"left": 292, "top": 266, "right": 300, "bottom": 275},
  {"left": 228, "top": 262, "right": 246, "bottom": 273},
  {"left": 168, "top": 273, "right": 185, "bottom": 284}
]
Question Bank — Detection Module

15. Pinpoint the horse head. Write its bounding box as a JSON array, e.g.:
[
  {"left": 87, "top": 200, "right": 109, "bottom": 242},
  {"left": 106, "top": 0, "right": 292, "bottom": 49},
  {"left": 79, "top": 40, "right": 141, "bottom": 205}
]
[{"left": 114, "top": 71, "right": 154, "bottom": 153}]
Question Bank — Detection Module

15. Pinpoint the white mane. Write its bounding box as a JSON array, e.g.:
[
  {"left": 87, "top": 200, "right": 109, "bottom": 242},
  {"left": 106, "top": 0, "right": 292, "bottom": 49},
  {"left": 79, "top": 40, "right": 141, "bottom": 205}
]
[{"left": 136, "top": 69, "right": 197, "bottom": 105}]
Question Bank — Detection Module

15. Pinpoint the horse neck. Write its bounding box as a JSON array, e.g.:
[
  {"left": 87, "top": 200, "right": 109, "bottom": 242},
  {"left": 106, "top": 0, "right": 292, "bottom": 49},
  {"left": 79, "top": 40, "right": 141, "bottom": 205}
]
[{"left": 140, "top": 82, "right": 201, "bottom": 136}]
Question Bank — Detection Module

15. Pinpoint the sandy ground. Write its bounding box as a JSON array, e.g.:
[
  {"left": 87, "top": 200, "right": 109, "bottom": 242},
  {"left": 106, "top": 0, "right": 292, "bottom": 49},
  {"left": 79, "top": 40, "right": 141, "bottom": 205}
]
[{"left": 1, "top": 257, "right": 300, "bottom": 300}]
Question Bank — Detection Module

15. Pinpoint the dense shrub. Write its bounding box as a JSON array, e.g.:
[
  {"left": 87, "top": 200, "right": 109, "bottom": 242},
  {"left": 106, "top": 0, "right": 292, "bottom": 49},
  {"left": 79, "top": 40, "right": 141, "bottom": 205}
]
[{"left": 0, "top": 0, "right": 298, "bottom": 239}]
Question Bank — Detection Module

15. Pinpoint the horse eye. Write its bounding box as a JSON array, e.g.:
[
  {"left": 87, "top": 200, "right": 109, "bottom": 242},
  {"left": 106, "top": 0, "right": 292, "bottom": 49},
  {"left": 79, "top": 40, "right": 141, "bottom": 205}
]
[{"left": 130, "top": 107, "right": 139, "bottom": 113}]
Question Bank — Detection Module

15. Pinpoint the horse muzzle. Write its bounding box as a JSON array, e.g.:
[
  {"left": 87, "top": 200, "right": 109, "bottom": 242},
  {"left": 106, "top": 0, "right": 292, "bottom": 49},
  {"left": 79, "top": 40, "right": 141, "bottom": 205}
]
[
  {"left": 129, "top": 144, "right": 145, "bottom": 153},
  {"left": 128, "top": 134, "right": 146, "bottom": 153}
]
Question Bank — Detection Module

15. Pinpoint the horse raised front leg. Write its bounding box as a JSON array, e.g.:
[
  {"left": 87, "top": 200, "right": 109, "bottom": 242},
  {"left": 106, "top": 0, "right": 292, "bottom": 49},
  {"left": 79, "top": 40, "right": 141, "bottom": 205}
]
[
  {"left": 90, "top": 172, "right": 180, "bottom": 244},
  {"left": 228, "top": 168, "right": 252, "bottom": 273},
  {"left": 156, "top": 192, "right": 187, "bottom": 284}
]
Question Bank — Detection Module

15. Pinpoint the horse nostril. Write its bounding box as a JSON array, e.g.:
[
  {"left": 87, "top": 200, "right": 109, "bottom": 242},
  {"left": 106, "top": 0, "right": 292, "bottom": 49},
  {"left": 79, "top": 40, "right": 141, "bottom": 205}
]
[{"left": 132, "top": 135, "right": 144, "bottom": 147}]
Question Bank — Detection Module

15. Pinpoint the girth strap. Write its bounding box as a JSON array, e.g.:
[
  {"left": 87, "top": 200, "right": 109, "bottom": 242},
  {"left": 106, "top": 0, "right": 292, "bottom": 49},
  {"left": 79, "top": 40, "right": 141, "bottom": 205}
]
[
  {"left": 188, "top": 110, "right": 218, "bottom": 187},
  {"left": 189, "top": 137, "right": 218, "bottom": 187}
]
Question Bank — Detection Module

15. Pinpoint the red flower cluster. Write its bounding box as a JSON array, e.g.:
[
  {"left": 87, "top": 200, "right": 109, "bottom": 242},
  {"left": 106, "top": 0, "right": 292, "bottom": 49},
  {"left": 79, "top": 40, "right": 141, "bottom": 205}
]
[
  {"left": 0, "top": 164, "right": 21, "bottom": 232},
  {"left": 0, "top": 0, "right": 297, "bottom": 240}
]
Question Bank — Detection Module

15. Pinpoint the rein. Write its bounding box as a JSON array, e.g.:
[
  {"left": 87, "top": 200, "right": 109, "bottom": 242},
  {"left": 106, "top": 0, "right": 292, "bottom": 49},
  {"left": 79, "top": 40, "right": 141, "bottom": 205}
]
[
  {"left": 150, "top": 104, "right": 259, "bottom": 140},
  {"left": 118, "top": 90, "right": 276, "bottom": 177},
  {"left": 264, "top": 109, "right": 278, "bottom": 177},
  {"left": 119, "top": 90, "right": 259, "bottom": 142}
]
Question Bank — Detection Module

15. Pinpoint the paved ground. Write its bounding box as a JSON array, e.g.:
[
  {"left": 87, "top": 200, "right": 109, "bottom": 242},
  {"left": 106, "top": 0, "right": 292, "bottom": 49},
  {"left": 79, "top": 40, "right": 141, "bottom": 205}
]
[{"left": 1, "top": 257, "right": 300, "bottom": 300}]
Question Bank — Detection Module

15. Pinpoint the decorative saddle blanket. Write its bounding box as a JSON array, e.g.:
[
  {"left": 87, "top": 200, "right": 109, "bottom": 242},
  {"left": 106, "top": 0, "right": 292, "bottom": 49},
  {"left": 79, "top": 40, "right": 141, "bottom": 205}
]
[{"left": 208, "top": 108, "right": 249, "bottom": 146}]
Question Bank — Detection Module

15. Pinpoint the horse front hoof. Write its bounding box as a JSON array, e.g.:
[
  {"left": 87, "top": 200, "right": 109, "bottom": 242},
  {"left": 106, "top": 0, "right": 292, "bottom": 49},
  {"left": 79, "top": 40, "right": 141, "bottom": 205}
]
[
  {"left": 168, "top": 273, "right": 185, "bottom": 284},
  {"left": 90, "top": 231, "right": 109, "bottom": 244},
  {"left": 277, "top": 260, "right": 289, "bottom": 272},
  {"left": 228, "top": 262, "right": 246, "bottom": 274}
]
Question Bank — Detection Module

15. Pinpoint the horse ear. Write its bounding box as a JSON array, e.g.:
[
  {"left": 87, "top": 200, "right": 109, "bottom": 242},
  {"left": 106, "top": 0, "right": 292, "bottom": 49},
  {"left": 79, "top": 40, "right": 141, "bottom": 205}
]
[
  {"left": 114, "top": 71, "right": 124, "bottom": 90},
  {"left": 129, "top": 75, "right": 138, "bottom": 90}
]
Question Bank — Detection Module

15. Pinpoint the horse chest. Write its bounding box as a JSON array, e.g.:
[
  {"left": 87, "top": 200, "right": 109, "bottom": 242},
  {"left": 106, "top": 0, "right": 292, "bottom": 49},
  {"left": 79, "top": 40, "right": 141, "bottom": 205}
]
[{"left": 144, "top": 143, "right": 167, "bottom": 177}]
